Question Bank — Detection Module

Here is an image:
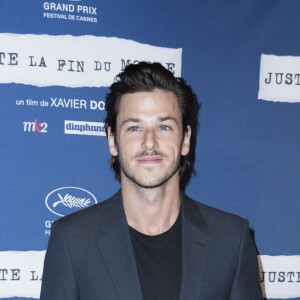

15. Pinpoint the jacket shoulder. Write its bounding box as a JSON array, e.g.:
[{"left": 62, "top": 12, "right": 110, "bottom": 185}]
[
  {"left": 182, "top": 194, "right": 249, "bottom": 232},
  {"left": 52, "top": 191, "right": 121, "bottom": 232}
]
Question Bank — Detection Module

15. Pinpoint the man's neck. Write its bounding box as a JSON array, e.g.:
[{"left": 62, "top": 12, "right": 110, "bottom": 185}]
[{"left": 121, "top": 175, "right": 181, "bottom": 236}]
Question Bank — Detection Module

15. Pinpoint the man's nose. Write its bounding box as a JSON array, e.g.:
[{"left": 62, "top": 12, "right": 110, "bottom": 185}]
[{"left": 142, "top": 128, "right": 158, "bottom": 150}]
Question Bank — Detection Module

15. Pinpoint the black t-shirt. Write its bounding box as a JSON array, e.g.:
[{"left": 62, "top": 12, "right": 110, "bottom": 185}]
[{"left": 129, "top": 210, "right": 182, "bottom": 300}]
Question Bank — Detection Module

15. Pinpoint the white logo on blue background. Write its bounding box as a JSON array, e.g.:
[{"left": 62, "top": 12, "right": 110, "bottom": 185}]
[{"left": 46, "top": 187, "right": 97, "bottom": 216}]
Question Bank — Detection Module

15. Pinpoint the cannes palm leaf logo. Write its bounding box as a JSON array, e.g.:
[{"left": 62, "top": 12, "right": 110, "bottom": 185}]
[{"left": 52, "top": 193, "right": 91, "bottom": 208}]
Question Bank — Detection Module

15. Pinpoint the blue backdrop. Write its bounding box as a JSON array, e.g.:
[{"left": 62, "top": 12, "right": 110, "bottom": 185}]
[{"left": 0, "top": 0, "right": 299, "bottom": 299}]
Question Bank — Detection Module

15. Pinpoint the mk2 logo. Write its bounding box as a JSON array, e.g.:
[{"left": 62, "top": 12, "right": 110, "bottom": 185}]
[{"left": 23, "top": 119, "right": 48, "bottom": 133}]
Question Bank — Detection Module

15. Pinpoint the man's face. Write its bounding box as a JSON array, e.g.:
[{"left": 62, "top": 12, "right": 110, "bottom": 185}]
[{"left": 108, "top": 89, "right": 191, "bottom": 188}]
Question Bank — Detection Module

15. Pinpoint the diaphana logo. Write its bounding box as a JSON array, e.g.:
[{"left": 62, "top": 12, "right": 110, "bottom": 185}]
[
  {"left": 64, "top": 120, "right": 106, "bottom": 136},
  {"left": 45, "top": 187, "right": 97, "bottom": 216}
]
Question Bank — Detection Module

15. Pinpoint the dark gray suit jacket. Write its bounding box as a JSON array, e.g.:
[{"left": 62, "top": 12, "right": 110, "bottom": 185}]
[{"left": 40, "top": 191, "right": 262, "bottom": 299}]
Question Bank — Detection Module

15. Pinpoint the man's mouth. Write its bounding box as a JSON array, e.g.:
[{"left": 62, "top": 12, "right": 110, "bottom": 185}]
[{"left": 137, "top": 155, "right": 163, "bottom": 164}]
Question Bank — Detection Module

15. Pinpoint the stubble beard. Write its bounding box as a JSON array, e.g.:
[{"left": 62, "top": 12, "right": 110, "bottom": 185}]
[{"left": 118, "top": 150, "right": 182, "bottom": 189}]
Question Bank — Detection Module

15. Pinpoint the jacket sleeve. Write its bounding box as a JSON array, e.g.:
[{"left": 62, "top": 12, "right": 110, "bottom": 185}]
[
  {"left": 40, "top": 221, "right": 79, "bottom": 300},
  {"left": 229, "top": 220, "right": 263, "bottom": 299}
]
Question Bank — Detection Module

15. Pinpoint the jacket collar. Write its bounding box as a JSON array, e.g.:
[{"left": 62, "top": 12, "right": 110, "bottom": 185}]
[
  {"left": 180, "top": 193, "right": 211, "bottom": 300},
  {"left": 96, "top": 191, "right": 211, "bottom": 300},
  {"left": 96, "top": 191, "right": 144, "bottom": 299}
]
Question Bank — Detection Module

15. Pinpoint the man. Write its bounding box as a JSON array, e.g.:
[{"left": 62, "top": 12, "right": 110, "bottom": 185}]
[{"left": 40, "top": 62, "right": 262, "bottom": 299}]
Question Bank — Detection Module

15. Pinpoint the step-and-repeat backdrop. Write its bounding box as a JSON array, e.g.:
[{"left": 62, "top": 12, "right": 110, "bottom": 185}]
[{"left": 0, "top": 1, "right": 299, "bottom": 299}]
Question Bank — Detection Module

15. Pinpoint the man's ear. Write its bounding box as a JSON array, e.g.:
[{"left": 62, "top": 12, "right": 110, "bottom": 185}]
[
  {"left": 107, "top": 127, "right": 118, "bottom": 156},
  {"left": 181, "top": 125, "right": 191, "bottom": 156}
]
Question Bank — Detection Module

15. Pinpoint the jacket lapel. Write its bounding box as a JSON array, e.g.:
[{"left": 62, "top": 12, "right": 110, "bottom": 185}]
[
  {"left": 96, "top": 192, "right": 143, "bottom": 300},
  {"left": 95, "top": 191, "right": 211, "bottom": 300},
  {"left": 180, "top": 194, "right": 212, "bottom": 300}
]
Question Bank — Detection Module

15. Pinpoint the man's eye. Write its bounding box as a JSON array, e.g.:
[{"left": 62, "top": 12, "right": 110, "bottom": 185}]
[
  {"left": 128, "top": 126, "right": 140, "bottom": 132},
  {"left": 159, "top": 125, "right": 171, "bottom": 131}
]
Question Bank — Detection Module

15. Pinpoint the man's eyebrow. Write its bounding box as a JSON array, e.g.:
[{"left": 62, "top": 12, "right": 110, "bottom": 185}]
[
  {"left": 120, "top": 116, "right": 179, "bottom": 127},
  {"left": 120, "top": 118, "right": 140, "bottom": 127},
  {"left": 159, "top": 116, "right": 179, "bottom": 125}
]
